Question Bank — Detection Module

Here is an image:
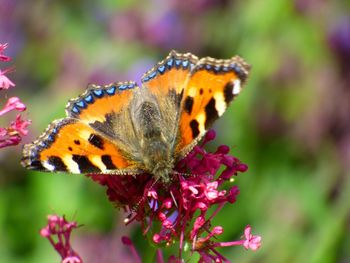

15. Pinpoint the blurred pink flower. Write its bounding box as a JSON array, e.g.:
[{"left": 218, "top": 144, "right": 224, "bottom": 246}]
[
  {"left": 0, "top": 43, "right": 11, "bottom": 61},
  {"left": 40, "top": 215, "right": 83, "bottom": 263},
  {"left": 0, "top": 127, "right": 21, "bottom": 148},
  {"left": 0, "top": 68, "right": 15, "bottom": 90},
  {"left": 0, "top": 42, "right": 31, "bottom": 149},
  {"left": 0, "top": 97, "right": 26, "bottom": 116},
  {"left": 10, "top": 114, "right": 31, "bottom": 136},
  {"left": 0, "top": 115, "right": 31, "bottom": 148},
  {"left": 209, "top": 225, "right": 262, "bottom": 252},
  {"left": 243, "top": 225, "right": 262, "bottom": 251}
]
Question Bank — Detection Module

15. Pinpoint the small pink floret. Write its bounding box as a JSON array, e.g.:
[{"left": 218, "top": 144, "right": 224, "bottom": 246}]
[
  {"left": 148, "top": 189, "right": 158, "bottom": 199},
  {"left": 0, "top": 97, "right": 26, "bottom": 116},
  {"left": 10, "top": 115, "right": 31, "bottom": 136},
  {"left": 0, "top": 43, "right": 8, "bottom": 52},
  {"left": 0, "top": 43, "right": 10, "bottom": 61},
  {"left": 212, "top": 226, "right": 223, "bottom": 235},
  {"left": 0, "top": 70, "right": 15, "bottom": 90},
  {"left": 163, "top": 198, "right": 172, "bottom": 209},
  {"left": 243, "top": 225, "right": 262, "bottom": 251},
  {"left": 39, "top": 227, "right": 50, "bottom": 237},
  {"left": 62, "top": 256, "right": 82, "bottom": 263},
  {"left": 153, "top": 233, "right": 161, "bottom": 243}
]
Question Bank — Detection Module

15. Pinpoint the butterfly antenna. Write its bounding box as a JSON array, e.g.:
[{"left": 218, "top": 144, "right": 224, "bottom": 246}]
[{"left": 170, "top": 189, "right": 178, "bottom": 208}]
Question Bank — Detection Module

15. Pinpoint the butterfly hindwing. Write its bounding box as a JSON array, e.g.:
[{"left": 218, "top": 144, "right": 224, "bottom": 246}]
[
  {"left": 66, "top": 81, "right": 147, "bottom": 168},
  {"left": 175, "top": 55, "right": 251, "bottom": 158},
  {"left": 21, "top": 118, "right": 137, "bottom": 174}
]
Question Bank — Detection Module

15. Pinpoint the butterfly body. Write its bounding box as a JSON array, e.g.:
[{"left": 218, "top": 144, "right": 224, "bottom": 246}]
[
  {"left": 130, "top": 91, "right": 175, "bottom": 182},
  {"left": 22, "top": 51, "right": 250, "bottom": 183}
]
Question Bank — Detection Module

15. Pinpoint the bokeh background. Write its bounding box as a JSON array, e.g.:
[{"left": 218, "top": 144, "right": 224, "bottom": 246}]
[{"left": 1, "top": 0, "right": 350, "bottom": 262}]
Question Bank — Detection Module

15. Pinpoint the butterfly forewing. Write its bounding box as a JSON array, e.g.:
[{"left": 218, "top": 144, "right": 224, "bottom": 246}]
[
  {"left": 141, "top": 50, "right": 198, "bottom": 147},
  {"left": 175, "top": 55, "right": 250, "bottom": 159}
]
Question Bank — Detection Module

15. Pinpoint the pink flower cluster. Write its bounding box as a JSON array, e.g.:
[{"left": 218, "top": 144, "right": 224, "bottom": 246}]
[
  {"left": 0, "top": 42, "right": 31, "bottom": 148},
  {"left": 88, "top": 130, "right": 262, "bottom": 262},
  {"left": 40, "top": 215, "right": 82, "bottom": 263}
]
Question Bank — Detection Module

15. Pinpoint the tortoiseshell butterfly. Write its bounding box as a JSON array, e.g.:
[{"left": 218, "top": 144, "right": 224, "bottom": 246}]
[{"left": 22, "top": 50, "right": 250, "bottom": 182}]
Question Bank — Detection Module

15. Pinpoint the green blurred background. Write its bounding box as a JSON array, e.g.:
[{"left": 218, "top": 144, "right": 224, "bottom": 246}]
[{"left": 1, "top": 0, "right": 350, "bottom": 262}]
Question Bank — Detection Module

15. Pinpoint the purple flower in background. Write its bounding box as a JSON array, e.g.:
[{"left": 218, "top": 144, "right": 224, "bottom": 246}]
[
  {"left": 328, "top": 16, "right": 350, "bottom": 74},
  {"left": 143, "top": 10, "right": 185, "bottom": 50},
  {"left": 171, "top": 0, "right": 230, "bottom": 13}
]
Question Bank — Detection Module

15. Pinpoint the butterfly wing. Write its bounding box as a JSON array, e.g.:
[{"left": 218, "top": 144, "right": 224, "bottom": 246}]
[
  {"left": 140, "top": 50, "right": 198, "bottom": 148},
  {"left": 22, "top": 82, "right": 143, "bottom": 174},
  {"left": 175, "top": 55, "right": 251, "bottom": 159}
]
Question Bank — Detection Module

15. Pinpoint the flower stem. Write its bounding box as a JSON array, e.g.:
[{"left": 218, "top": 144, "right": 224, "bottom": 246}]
[{"left": 144, "top": 246, "right": 158, "bottom": 263}]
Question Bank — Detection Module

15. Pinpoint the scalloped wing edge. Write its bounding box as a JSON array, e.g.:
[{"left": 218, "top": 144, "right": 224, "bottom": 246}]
[
  {"left": 65, "top": 81, "right": 138, "bottom": 118},
  {"left": 141, "top": 50, "right": 199, "bottom": 83}
]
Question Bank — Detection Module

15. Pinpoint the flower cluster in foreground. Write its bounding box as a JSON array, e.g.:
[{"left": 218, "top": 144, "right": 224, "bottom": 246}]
[
  {"left": 0, "top": 42, "right": 31, "bottom": 148},
  {"left": 88, "top": 130, "right": 262, "bottom": 262},
  {"left": 41, "top": 131, "right": 261, "bottom": 262}
]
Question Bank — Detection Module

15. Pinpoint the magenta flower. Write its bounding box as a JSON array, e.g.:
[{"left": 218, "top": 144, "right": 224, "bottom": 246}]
[
  {"left": 10, "top": 114, "right": 31, "bottom": 136},
  {"left": 121, "top": 224, "right": 261, "bottom": 262},
  {"left": 0, "top": 128, "right": 21, "bottom": 148},
  {"left": 0, "top": 115, "right": 31, "bottom": 148},
  {"left": 40, "top": 215, "right": 82, "bottom": 263},
  {"left": 0, "top": 43, "right": 11, "bottom": 62},
  {"left": 0, "top": 42, "right": 31, "bottom": 148},
  {"left": 88, "top": 130, "right": 261, "bottom": 261},
  {"left": 0, "top": 97, "right": 26, "bottom": 116}
]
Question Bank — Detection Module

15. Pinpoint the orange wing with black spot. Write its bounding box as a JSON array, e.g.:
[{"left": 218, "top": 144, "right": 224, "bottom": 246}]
[
  {"left": 175, "top": 55, "right": 251, "bottom": 158},
  {"left": 141, "top": 51, "right": 198, "bottom": 147},
  {"left": 22, "top": 82, "right": 142, "bottom": 174}
]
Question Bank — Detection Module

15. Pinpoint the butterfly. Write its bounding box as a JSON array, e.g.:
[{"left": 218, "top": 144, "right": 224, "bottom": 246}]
[{"left": 21, "top": 50, "right": 250, "bottom": 183}]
